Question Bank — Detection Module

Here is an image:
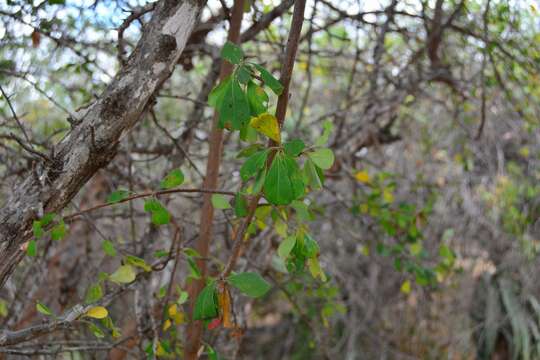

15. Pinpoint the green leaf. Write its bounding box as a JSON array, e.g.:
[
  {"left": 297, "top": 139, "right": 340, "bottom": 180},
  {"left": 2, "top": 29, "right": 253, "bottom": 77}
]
[
  {"left": 207, "top": 344, "right": 220, "bottom": 360},
  {"left": 160, "top": 169, "right": 184, "bottom": 189},
  {"left": 144, "top": 199, "right": 162, "bottom": 212},
  {"left": 308, "top": 258, "right": 326, "bottom": 281},
  {"left": 308, "top": 148, "right": 335, "bottom": 170},
  {"left": 284, "top": 139, "right": 305, "bottom": 157},
  {"left": 187, "top": 257, "right": 202, "bottom": 279},
  {"left": 208, "top": 75, "right": 232, "bottom": 110},
  {"left": 32, "top": 220, "right": 44, "bottom": 238},
  {"left": 234, "top": 193, "right": 248, "bottom": 217},
  {"left": 240, "top": 149, "right": 269, "bottom": 182},
  {"left": 278, "top": 236, "right": 296, "bottom": 259},
  {"left": 291, "top": 200, "right": 313, "bottom": 221},
  {"left": 184, "top": 247, "right": 201, "bottom": 258},
  {"left": 125, "top": 255, "right": 152, "bottom": 272},
  {"left": 36, "top": 301, "right": 53, "bottom": 316},
  {"left": 178, "top": 290, "right": 189, "bottom": 304},
  {"left": 27, "top": 240, "right": 37, "bottom": 257},
  {"left": 85, "top": 283, "right": 103, "bottom": 304},
  {"left": 247, "top": 81, "right": 268, "bottom": 116},
  {"left": 151, "top": 208, "right": 170, "bottom": 225},
  {"left": 88, "top": 322, "right": 105, "bottom": 338},
  {"left": 218, "top": 79, "right": 251, "bottom": 130},
  {"left": 193, "top": 282, "right": 218, "bottom": 320},
  {"left": 315, "top": 120, "right": 334, "bottom": 147},
  {"left": 253, "top": 63, "right": 283, "bottom": 95},
  {"left": 221, "top": 41, "right": 243, "bottom": 65},
  {"left": 102, "top": 240, "right": 117, "bottom": 257},
  {"left": 236, "top": 64, "right": 252, "bottom": 84},
  {"left": 211, "top": 194, "right": 231, "bottom": 209},
  {"left": 236, "top": 143, "right": 264, "bottom": 158},
  {"left": 51, "top": 220, "right": 66, "bottom": 241},
  {"left": 253, "top": 168, "right": 267, "bottom": 194},
  {"left": 227, "top": 272, "right": 271, "bottom": 298},
  {"left": 303, "top": 234, "right": 320, "bottom": 258},
  {"left": 107, "top": 189, "right": 130, "bottom": 204},
  {"left": 0, "top": 299, "right": 8, "bottom": 317},
  {"left": 263, "top": 152, "right": 305, "bottom": 205},
  {"left": 154, "top": 249, "right": 169, "bottom": 258},
  {"left": 109, "top": 265, "right": 136, "bottom": 284},
  {"left": 144, "top": 199, "right": 171, "bottom": 225}
]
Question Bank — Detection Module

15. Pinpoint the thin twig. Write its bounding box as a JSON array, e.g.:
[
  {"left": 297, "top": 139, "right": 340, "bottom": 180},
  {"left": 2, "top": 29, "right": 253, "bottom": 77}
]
[{"left": 63, "top": 188, "right": 235, "bottom": 222}]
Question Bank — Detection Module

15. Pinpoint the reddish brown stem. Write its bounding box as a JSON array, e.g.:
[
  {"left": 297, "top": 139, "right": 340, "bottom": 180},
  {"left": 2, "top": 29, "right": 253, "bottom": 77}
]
[
  {"left": 184, "top": 1, "right": 246, "bottom": 359},
  {"left": 221, "top": 0, "right": 308, "bottom": 279}
]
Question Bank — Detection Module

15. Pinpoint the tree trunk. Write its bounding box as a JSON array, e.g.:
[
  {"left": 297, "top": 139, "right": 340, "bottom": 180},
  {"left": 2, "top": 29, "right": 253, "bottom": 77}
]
[{"left": 0, "top": 0, "right": 205, "bottom": 290}]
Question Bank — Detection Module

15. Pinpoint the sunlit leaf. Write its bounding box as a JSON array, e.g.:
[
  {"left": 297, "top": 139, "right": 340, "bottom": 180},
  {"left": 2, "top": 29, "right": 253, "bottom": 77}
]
[
  {"left": 211, "top": 194, "right": 231, "bottom": 209},
  {"left": 160, "top": 169, "right": 184, "bottom": 189},
  {"left": 249, "top": 113, "right": 281, "bottom": 143},
  {"left": 85, "top": 306, "right": 108, "bottom": 319},
  {"left": 102, "top": 240, "right": 116, "bottom": 257},
  {"left": 278, "top": 235, "right": 296, "bottom": 259},
  {"left": 109, "top": 265, "right": 136, "bottom": 284},
  {"left": 36, "top": 301, "right": 53, "bottom": 316},
  {"left": 308, "top": 148, "right": 335, "bottom": 170}
]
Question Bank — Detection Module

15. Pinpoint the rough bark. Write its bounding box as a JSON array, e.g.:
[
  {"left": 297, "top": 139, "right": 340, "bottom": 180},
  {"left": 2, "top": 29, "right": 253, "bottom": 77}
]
[{"left": 0, "top": 0, "right": 205, "bottom": 289}]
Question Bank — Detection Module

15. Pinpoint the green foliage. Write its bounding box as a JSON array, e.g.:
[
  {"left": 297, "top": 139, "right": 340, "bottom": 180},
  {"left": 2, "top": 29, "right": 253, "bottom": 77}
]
[
  {"left": 234, "top": 193, "right": 248, "bottom": 217},
  {"left": 227, "top": 272, "right": 272, "bottom": 298},
  {"left": 85, "top": 283, "right": 103, "bottom": 304},
  {"left": 211, "top": 194, "right": 231, "bottom": 209},
  {"left": 160, "top": 169, "right": 184, "bottom": 189},
  {"left": 102, "top": 240, "right": 116, "bottom": 257},
  {"left": 252, "top": 63, "right": 283, "bottom": 95},
  {"left": 143, "top": 199, "right": 171, "bottom": 225},
  {"left": 125, "top": 255, "right": 152, "bottom": 272},
  {"left": 193, "top": 282, "right": 218, "bottom": 320},
  {"left": 307, "top": 148, "right": 335, "bottom": 170},
  {"left": 107, "top": 189, "right": 130, "bottom": 204},
  {"left": 263, "top": 152, "right": 304, "bottom": 205},
  {"left": 50, "top": 220, "right": 66, "bottom": 241},
  {"left": 221, "top": 41, "right": 244, "bottom": 65},
  {"left": 36, "top": 301, "right": 53, "bottom": 316},
  {"left": 240, "top": 149, "right": 269, "bottom": 182},
  {"left": 109, "top": 265, "right": 136, "bottom": 284},
  {"left": 26, "top": 240, "right": 37, "bottom": 257}
]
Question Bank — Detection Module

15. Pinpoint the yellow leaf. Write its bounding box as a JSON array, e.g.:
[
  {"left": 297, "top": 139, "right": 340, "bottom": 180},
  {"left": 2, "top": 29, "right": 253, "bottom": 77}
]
[
  {"left": 173, "top": 311, "right": 185, "bottom": 325},
  {"left": 308, "top": 258, "right": 326, "bottom": 282},
  {"left": 156, "top": 343, "right": 167, "bottom": 356},
  {"left": 163, "top": 319, "right": 172, "bottom": 331},
  {"left": 85, "top": 306, "right": 108, "bottom": 319},
  {"left": 358, "top": 245, "right": 369, "bottom": 256},
  {"left": 355, "top": 170, "right": 370, "bottom": 184},
  {"left": 383, "top": 189, "right": 394, "bottom": 203},
  {"left": 168, "top": 304, "right": 177, "bottom": 317},
  {"left": 400, "top": 280, "right": 411, "bottom": 294},
  {"left": 249, "top": 113, "right": 281, "bottom": 143}
]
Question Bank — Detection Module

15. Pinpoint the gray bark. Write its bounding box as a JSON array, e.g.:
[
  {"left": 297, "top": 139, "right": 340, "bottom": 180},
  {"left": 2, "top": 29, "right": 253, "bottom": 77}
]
[{"left": 0, "top": 0, "right": 205, "bottom": 289}]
